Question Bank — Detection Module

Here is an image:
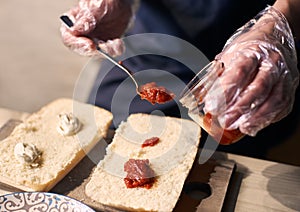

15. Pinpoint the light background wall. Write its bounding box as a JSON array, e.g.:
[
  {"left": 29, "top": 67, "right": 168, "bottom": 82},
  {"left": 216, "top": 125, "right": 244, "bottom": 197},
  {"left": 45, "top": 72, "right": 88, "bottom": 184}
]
[{"left": 0, "top": 1, "right": 99, "bottom": 112}]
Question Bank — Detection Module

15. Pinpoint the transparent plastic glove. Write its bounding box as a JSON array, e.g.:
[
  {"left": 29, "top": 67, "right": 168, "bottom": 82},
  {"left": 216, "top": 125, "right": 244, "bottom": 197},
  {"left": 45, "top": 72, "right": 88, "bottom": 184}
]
[
  {"left": 204, "top": 6, "right": 299, "bottom": 136},
  {"left": 60, "top": 0, "right": 135, "bottom": 57}
]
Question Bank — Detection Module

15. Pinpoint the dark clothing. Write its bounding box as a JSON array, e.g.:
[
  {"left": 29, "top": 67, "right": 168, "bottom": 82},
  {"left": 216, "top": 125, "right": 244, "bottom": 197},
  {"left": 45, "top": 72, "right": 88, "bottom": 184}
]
[{"left": 88, "top": 0, "right": 300, "bottom": 163}]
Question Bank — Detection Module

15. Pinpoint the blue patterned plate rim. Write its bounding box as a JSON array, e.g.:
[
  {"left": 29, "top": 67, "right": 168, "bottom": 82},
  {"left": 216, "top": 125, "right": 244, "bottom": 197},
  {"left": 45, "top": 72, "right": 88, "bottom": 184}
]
[{"left": 0, "top": 191, "right": 95, "bottom": 212}]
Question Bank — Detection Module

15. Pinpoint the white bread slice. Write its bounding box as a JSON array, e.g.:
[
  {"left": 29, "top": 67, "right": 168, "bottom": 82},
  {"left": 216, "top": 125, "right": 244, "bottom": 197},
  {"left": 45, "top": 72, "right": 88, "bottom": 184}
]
[
  {"left": 85, "top": 113, "right": 201, "bottom": 211},
  {"left": 0, "top": 98, "right": 112, "bottom": 191}
]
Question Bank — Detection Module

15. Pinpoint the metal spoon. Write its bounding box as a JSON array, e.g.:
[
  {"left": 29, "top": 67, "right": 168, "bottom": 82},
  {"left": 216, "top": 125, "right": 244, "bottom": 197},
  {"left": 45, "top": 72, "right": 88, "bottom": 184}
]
[
  {"left": 94, "top": 45, "right": 141, "bottom": 95},
  {"left": 60, "top": 15, "right": 141, "bottom": 95}
]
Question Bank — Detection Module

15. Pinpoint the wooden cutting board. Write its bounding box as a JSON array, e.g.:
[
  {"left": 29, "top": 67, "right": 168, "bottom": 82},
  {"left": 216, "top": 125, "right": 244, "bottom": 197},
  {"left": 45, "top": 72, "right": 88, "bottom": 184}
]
[{"left": 0, "top": 119, "right": 236, "bottom": 212}]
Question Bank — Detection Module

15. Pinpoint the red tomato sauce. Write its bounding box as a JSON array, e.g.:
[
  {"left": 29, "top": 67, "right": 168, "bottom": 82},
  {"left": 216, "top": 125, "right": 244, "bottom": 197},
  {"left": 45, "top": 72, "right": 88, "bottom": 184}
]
[
  {"left": 124, "top": 159, "right": 156, "bottom": 189},
  {"left": 139, "top": 82, "right": 175, "bottom": 105},
  {"left": 203, "top": 113, "right": 244, "bottom": 145},
  {"left": 141, "top": 137, "right": 160, "bottom": 148}
]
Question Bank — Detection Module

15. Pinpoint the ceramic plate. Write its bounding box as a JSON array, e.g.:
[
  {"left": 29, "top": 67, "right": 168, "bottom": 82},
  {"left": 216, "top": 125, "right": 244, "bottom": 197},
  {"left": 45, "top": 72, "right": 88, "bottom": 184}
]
[{"left": 0, "top": 192, "right": 95, "bottom": 212}]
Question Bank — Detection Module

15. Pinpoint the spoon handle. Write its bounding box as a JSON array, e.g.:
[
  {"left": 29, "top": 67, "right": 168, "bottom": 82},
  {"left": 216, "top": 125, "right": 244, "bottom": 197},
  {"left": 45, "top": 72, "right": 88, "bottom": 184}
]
[
  {"left": 60, "top": 15, "right": 140, "bottom": 92},
  {"left": 95, "top": 46, "right": 140, "bottom": 92}
]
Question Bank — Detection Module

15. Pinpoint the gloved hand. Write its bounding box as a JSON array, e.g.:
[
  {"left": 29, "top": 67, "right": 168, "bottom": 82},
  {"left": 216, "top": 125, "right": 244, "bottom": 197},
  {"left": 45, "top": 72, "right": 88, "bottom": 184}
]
[
  {"left": 204, "top": 6, "right": 299, "bottom": 136},
  {"left": 60, "top": 0, "right": 135, "bottom": 57}
]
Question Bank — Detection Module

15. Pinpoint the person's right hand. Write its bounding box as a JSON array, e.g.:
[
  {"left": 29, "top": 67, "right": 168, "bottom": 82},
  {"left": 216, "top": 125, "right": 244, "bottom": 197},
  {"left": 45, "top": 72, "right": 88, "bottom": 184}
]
[
  {"left": 203, "top": 6, "right": 299, "bottom": 137},
  {"left": 60, "top": 0, "right": 133, "bottom": 57}
]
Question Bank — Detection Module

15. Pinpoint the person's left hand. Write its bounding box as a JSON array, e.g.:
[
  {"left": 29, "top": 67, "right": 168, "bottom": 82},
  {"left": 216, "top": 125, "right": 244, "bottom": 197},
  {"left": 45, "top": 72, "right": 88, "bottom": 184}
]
[{"left": 203, "top": 6, "right": 299, "bottom": 136}]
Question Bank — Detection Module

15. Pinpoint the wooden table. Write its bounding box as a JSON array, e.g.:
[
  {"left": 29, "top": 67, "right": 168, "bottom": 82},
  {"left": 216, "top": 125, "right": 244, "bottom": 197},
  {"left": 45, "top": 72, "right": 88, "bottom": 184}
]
[
  {"left": 0, "top": 108, "right": 299, "bottom": 212},
  {"left": 224, "top": 153, "right": 300, "bottom": 211}
]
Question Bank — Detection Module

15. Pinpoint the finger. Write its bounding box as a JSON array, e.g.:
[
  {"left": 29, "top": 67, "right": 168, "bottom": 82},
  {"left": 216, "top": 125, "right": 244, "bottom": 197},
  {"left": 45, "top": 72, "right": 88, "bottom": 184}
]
[
  {"left": 98, "top": 39, "right": 125, "bottom": 57},
  {"left": 271, "top": 73, "right": 295, "bottom": 123},
  {"left": 64, "top": 1, "right": 97, "bottom": 36},
  {"left": 65, "top": 6, "right": 80, "bottom": 26},
  {"left": 220, "top": 56, "right": 281, "bottom": 129},
  {"left": 61, "top": 26, "right": 97, "bottom": 56},
  {"left": 205, "top": 48, "right": 259, "bottom": 114},
  {"left": 239, "top": 75, "right": 291, "bottom": 136},
  {"left": 72, "top": 9, "right": 96, "bottom": 36}
]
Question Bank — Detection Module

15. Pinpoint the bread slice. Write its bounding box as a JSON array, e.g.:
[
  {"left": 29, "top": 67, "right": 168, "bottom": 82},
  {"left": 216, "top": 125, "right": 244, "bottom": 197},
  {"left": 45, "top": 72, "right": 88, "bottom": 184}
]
[
  {"left": 85, "top": 113, "right": 201, "bottom": 211},
  {"left": 0, "top": 98, "right": 112, "bottom": 191}
]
